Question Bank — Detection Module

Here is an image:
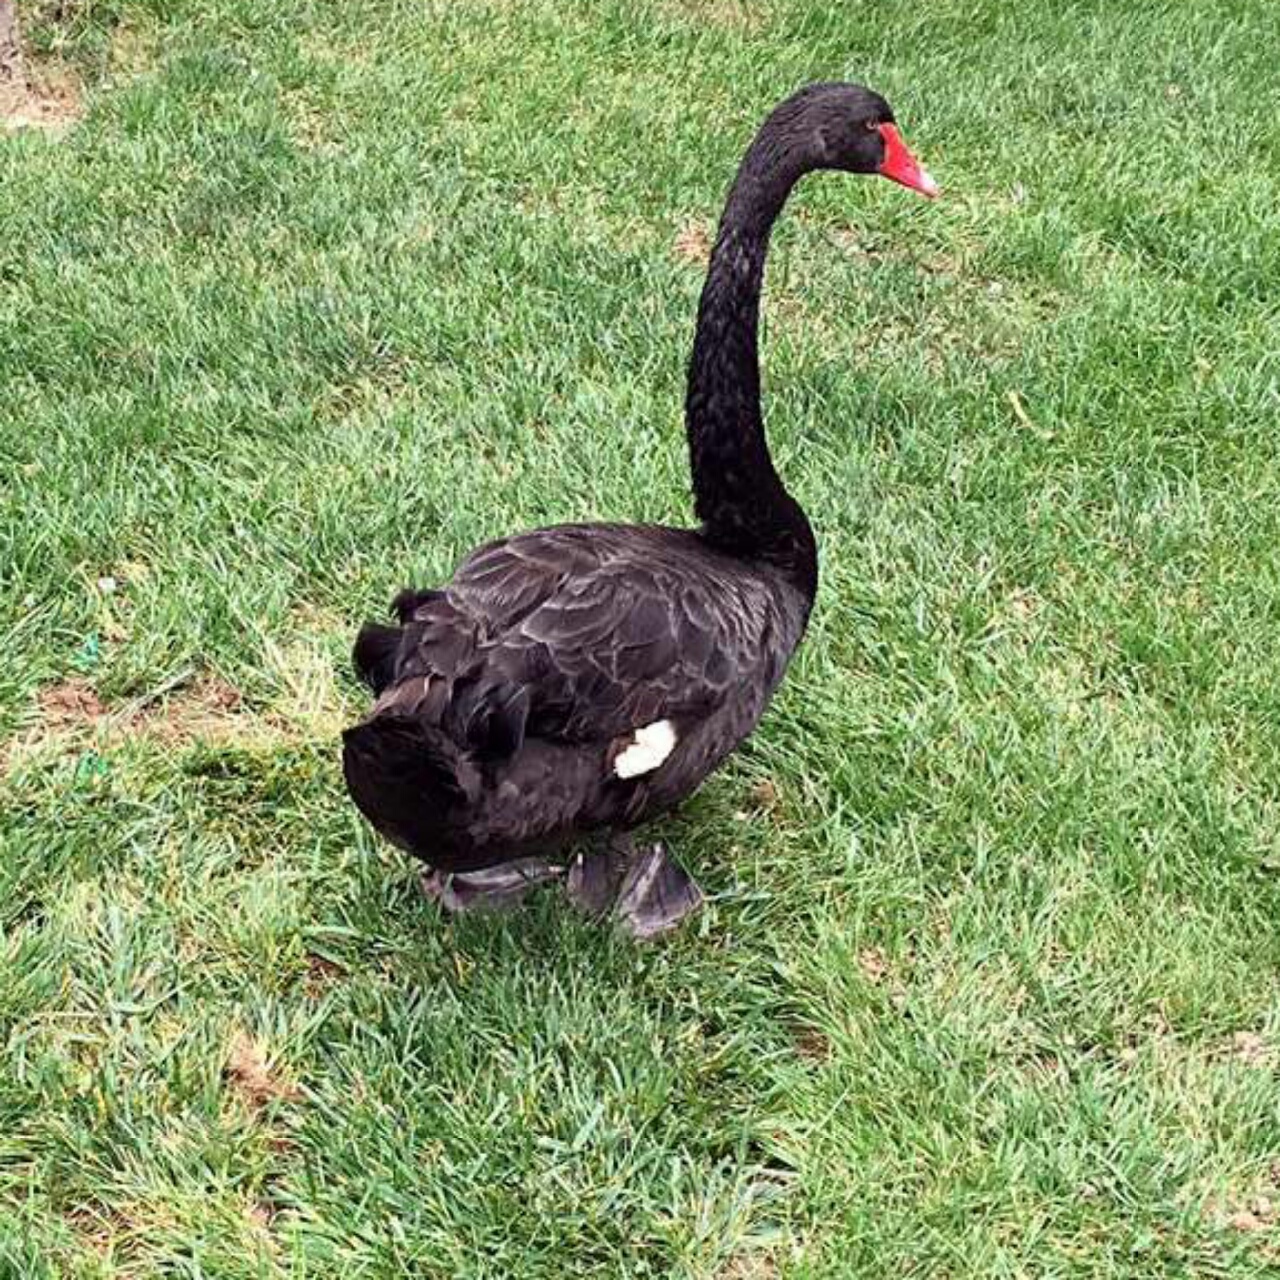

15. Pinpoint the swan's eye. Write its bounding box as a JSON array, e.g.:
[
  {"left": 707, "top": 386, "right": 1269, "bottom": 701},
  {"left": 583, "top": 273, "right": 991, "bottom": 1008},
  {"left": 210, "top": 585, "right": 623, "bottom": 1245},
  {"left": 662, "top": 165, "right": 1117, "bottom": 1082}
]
[{"left": 865, "top": 118, "right": 881, "bottom": 133}]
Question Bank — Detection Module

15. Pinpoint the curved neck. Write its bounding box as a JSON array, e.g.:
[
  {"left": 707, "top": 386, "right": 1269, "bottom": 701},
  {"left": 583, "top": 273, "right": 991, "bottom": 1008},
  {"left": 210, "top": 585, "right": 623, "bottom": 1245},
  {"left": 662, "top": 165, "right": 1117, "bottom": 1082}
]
[{"left": 685, "top": 126, "right": 817, "bottom": 601}]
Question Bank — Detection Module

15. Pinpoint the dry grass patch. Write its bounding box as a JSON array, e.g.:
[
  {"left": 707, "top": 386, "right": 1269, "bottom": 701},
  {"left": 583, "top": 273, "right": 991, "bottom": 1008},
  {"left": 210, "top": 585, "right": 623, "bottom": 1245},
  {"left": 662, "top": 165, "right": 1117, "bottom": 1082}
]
[
  {"left": 3, "top": 673, "right": 296, "bottom": 774},
  {"left": 224, "top": 1030, "right": 302, "bottom": 1109},
  {"left": 718, "top": 1248, "right": 781, "bottom": 1279},
  {"left": 674, "top": 219, "right": 713, "bottom": 265},
  {"left": 1224, "top": 1030, "right": 1273, "bottom": 1068},
  {"left": 1207, "top": 1164, "right": 1280, "bottom": 1236},
  {"left": 654, "top": 0, "right": 770, "bottom": 32},
  {"left": 5, "top": 621, "right": 358, "bottom": 774}
]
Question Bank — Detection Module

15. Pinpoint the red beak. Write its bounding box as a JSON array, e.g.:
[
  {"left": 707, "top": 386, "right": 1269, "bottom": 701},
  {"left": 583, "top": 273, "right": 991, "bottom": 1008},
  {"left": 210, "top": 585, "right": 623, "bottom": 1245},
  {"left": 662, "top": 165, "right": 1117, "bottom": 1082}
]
[{"left": 877, "top": 123, "right": 939, "bottom": 198}]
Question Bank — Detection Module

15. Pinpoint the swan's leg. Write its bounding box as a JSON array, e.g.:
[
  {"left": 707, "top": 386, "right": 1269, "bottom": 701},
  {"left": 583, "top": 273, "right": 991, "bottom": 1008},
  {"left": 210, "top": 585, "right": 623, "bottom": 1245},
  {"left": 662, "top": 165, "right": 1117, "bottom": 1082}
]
[
  {"left": 419, "top": 858, "right": 562, "bottom": 914},
  {"left": 565, "top": 841, "right": 628, "bottom": 917},
  {"left": 613, "top": 842, "right": 703, "bottom": 939},
  {"left": 566, "top": 835, "right": 702, "bottom": 938}
]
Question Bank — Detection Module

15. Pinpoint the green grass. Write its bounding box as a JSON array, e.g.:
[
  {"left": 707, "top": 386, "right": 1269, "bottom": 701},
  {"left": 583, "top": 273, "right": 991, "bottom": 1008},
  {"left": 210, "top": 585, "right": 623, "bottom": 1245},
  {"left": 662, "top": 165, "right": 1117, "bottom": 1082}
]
[{"left": 4, "top": 0, "right": 1280, "bottom": 1274}]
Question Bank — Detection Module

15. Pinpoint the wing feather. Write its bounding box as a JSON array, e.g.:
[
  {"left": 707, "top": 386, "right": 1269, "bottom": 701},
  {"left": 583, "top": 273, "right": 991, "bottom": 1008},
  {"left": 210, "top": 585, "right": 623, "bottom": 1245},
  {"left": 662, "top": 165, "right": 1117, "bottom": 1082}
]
[{"left": 385, "top": 525, "right": 784, "bottom": 757}]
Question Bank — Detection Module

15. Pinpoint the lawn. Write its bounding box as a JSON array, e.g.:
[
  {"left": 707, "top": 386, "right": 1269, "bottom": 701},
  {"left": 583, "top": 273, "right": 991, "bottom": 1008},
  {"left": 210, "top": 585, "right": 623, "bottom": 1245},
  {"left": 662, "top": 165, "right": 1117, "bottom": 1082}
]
[{"left": 3, "top": 0, "right": 1280, "bottom": 1275}]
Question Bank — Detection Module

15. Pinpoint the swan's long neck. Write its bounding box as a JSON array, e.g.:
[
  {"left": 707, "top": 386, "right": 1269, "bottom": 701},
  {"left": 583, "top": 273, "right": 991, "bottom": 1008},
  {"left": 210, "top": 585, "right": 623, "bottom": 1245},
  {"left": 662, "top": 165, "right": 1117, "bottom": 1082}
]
[{"left": 686, "top": 123, "right": 818, "bottom": 600}]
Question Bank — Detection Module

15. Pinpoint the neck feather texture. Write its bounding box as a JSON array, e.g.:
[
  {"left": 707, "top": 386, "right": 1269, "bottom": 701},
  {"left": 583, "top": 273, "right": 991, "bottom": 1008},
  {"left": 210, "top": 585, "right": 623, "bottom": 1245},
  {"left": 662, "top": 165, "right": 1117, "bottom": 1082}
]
[{"left": 685, "top": 120, "right": 818, "bottom": 600}]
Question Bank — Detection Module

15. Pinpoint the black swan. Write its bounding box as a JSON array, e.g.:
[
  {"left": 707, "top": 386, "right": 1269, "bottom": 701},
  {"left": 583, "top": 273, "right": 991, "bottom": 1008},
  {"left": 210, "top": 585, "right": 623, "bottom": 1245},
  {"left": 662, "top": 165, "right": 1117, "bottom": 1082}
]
[{"left": 343, "top": 83, "right": 937, "bottom": 936}]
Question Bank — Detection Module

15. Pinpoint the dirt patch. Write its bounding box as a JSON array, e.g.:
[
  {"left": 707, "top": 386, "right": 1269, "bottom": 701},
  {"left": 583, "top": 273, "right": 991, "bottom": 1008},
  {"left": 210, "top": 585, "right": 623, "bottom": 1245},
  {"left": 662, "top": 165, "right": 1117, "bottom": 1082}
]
[
  {"left": 135, "top": 675, "right": 249, "bottom": 745},
  {"left": 3, "top": 673, "right": 297, "bottom": 775},
  {"left": 1213, "top": 1187, "right": 1279, "bottom": 1234},
  {"left": 63, "top": 1203, "right": 130, "bottom": 1258},
  {"left": 1222, "top": 1201, "right": 1275, "bottom": 1234},
  {"left": 1204, "top": 1161, "right": 1280, "bottom": 1236},
  {"left": 244, "top": 1198, "right": 280, "bottom": 1254},
  {"left": 1226, "top": 1030, "right": 1273, "bottom": 1068},
  {"left": 246, "top": 1202, "right": 274, "bottom": 1230},
  {"left": 225, "top": 1031, "right": 301, "bottom": 1108},
  {"left": 858, "top": 947, "right": 889, "bottom": 985},
  {"left": 302, "top": 953, "right": 346, "bottom": 997},
  {"left": 748, "top": 777, "right": 783, "bottom": 815},
  {"left": 38, "top": 676, "right": 106, "bottom": 727},
  {"left": 0, "top": 64, "right": 82, "bottom": 132},
  {"left": 857, "top": 946, "right": 910, "bottom": 1009},
  {"left": 792, "top": 1023, "right": 830, "bottom": 1062},
  {"left": 6, "top": 641, "right": 361, "bottom": 774}
]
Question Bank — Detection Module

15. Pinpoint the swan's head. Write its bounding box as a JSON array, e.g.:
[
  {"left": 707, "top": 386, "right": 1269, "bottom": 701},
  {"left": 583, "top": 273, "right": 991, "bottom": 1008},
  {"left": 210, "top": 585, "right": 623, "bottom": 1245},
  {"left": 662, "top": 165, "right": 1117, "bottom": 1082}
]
[{"left": 776, "top": 82, "right": 939, "bottom": 197}]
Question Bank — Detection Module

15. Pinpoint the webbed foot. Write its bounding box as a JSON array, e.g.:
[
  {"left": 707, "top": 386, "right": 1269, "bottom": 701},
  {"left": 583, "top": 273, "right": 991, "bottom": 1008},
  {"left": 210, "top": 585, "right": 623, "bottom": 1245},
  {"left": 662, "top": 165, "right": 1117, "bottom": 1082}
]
[
  {"left": 565, "top": 836, "right": 703, "bottom": 939},
  {"left": 565, "top": 845, "right": 626, "bottom": 917},
  {"left": 614, "top": 842, "right": 703, "bottom": 940},
  {"left": 419, "top": 858, "right": 562, "bottom": 914}
]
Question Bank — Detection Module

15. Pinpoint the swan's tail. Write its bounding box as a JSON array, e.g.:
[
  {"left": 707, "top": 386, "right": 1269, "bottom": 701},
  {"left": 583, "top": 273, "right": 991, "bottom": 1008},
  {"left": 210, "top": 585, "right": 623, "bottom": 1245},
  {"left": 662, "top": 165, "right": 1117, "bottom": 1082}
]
[
  {"left": 352, "top": 622, "right": 403, "bottom": 693},
  {"left": 342, "top": 714, "right": 481, "bottom": 854}
]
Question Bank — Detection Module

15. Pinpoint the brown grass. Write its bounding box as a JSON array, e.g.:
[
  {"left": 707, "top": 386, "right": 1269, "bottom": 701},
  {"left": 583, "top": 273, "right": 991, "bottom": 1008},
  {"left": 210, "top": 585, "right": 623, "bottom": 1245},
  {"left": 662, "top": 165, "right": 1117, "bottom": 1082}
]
[
  {"left": 718, "top": 1249, "right": 781, "bottom": 1279},
  {"left": 673, "top": 219, "right": 713, "bottom": 265},
  {"left": 655, "top": 0, "right": 770, "bottom": 32},
  {"left": 224, "top": 1031, "right": 301, "bottom": 1108}
]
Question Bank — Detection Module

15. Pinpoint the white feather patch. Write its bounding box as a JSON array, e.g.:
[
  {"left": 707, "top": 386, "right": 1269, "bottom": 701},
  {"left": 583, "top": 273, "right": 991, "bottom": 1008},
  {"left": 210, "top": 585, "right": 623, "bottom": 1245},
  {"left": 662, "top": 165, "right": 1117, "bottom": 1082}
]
[{"left": 613, "top": 719, "right": 678, "bottom": 779}]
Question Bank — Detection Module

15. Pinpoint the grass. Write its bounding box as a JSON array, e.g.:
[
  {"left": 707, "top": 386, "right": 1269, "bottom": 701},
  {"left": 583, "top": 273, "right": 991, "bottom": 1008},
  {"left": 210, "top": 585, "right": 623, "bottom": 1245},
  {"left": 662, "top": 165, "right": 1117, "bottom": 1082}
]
[{"left": 3, "top": 0, "right": 1280, "bottom": 1274}]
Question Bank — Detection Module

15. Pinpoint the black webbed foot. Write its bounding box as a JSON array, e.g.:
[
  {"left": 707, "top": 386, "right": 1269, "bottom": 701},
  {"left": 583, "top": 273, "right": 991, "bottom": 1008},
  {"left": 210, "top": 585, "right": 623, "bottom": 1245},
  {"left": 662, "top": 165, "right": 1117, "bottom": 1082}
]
[
  {"left": 419, "top": 858, "right": 562, "bottom": 914},
  {"left": 565, "top": 845, "right": 627, "bottom": 917},
  {"left": 613, "top": 842, "right": 703, "bottom": 940},
  {"left": 565, "top": 836, "right": 703, "bottom": 939}
]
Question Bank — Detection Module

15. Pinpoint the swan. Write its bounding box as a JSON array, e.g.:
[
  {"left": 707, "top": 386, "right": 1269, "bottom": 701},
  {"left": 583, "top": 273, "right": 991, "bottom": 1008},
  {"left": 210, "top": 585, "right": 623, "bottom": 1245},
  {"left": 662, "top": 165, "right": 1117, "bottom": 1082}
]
[{"left": 343, "top": 83, "right": 937, "bottom": 937}]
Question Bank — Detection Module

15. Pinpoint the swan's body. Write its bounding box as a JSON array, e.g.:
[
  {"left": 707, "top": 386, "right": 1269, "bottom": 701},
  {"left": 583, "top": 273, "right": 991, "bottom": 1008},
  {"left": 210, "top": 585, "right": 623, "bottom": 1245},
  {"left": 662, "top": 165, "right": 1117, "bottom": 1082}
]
[
  {"left": 346, "top": 524, "right": 810, "bottom": 870},
  {"left": 343, "top": 83, "right": 936, "bottom": 933}
]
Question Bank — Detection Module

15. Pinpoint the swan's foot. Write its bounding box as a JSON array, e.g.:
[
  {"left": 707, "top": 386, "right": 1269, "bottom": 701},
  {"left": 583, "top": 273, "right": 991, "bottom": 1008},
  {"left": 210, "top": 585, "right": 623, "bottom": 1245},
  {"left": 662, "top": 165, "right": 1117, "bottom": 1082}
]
[
  {"left": 419, "top": 858, "right": 562, "bottom": 914},
  {"left": 614, "top": 842, "right": 703, "bottom": 939},
  {"left": 566, "top": 836, "right": 702, "bottom": 939},
  {"left": 565, "top": 844, "right": 627, "bottom": 917}
]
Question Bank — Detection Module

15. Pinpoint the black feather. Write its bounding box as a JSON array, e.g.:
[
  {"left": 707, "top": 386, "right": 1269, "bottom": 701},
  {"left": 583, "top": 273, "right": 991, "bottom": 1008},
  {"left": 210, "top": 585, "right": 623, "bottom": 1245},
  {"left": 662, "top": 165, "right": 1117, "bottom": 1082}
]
[{"left": 352, "top": 622, "right": 402, "bottom": 693}]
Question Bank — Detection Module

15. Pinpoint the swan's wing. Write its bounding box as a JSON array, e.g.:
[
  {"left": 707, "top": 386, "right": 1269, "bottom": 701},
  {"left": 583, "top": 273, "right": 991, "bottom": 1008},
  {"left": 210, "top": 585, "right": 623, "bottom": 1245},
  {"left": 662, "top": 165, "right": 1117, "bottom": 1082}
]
[
  {"left": 509, "top": 556, "right": 772, "bottom": 743},
  {"left": 396, "top": 525, "right": 780, "bottom": 754}
]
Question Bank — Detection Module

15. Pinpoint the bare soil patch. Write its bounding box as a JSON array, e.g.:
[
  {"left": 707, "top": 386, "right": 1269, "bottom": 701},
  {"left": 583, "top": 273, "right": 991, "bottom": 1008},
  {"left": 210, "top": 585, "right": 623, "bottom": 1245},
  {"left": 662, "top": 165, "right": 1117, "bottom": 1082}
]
[
  {"left": 5, "top": 674, "right": 287, "bottom": 775},
  {"left": 0, "top": 63, "right": 81, "bottom": 132}
]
